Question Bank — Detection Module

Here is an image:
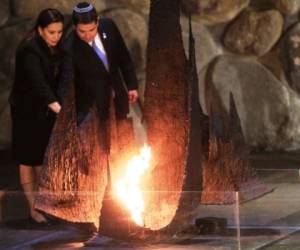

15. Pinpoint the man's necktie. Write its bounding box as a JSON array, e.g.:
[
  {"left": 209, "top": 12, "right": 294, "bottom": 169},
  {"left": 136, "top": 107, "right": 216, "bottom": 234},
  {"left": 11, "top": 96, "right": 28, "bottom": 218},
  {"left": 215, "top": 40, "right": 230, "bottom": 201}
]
[{"left": 92, "top": 40, "right": 109, "bottom": 71}]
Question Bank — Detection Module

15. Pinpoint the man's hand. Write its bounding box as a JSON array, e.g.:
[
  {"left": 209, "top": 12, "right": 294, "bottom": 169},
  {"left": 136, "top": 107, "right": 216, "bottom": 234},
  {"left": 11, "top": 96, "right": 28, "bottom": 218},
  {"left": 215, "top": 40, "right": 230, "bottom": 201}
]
[
  {"left": 48, "top": 101, "right": 61, "bottom": 114},
  {"left": 128, "top": 90, "right": 138, "bottom": 103}
]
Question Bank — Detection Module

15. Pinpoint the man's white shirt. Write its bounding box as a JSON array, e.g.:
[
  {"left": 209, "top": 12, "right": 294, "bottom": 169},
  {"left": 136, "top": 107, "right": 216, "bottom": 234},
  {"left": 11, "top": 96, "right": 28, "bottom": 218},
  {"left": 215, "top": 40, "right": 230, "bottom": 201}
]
[{"left": 89, "top": 33, "right": 108, "bottom": 63}]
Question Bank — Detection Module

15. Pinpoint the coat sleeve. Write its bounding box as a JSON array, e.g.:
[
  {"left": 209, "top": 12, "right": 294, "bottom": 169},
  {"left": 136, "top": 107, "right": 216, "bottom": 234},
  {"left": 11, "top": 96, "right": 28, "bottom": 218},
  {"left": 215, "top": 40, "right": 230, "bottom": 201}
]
[
  {"left": 57, "top": 49, "right": 74, "bottom": 104},
  {"left": 21, "top": 48, "right": 57, "bottom": 106},
  {"left": 111, "top": 20, "right": 138, "bottom": 91}
]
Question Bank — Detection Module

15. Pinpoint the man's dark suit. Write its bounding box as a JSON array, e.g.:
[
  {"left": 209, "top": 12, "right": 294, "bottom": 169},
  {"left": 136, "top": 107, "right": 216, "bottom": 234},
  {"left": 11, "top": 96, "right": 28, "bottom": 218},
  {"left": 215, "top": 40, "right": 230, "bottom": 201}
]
[{"left": 62, "top": 18, "right": 138, "bottom": 124}]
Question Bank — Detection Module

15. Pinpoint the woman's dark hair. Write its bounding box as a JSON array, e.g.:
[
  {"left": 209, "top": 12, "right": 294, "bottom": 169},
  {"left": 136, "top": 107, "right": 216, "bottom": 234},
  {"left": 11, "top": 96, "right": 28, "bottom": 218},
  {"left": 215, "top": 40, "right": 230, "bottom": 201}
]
[
  {"left": 22, "top": 8, "right": 64, "bottom": 43},
  {"left": 34, "top": 8, "right": 64, "bottom": 31},
  {"left": 72, "top": 2, "right": 98, "bottom": 25}
]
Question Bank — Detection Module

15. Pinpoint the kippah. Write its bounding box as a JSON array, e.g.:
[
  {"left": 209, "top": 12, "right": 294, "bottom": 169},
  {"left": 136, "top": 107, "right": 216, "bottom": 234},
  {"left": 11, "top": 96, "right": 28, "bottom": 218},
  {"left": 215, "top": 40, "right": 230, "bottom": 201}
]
[{"left": 73, "top": 3, "right": 94, "bottom": 13}]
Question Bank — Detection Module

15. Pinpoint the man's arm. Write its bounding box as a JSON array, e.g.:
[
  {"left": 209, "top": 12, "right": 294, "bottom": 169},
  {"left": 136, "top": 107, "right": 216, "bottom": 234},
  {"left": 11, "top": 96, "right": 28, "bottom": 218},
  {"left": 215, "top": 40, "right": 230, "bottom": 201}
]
[
  {"left": 110, "top": 20, "right": 139, "bottom": 100},
  {"left": 128, "top": 89, "right": 138, "bottom": 103}
]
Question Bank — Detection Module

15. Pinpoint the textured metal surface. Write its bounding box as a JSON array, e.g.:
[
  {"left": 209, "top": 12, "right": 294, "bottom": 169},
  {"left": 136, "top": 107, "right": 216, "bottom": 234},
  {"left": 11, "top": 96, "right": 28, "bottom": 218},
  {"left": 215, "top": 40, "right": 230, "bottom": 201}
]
[
  {"left": 201, "top": 94, "right": 271, "bottom": 204},
  {"left": 35, "top": 83, "right": 108, "bottom": 224}
]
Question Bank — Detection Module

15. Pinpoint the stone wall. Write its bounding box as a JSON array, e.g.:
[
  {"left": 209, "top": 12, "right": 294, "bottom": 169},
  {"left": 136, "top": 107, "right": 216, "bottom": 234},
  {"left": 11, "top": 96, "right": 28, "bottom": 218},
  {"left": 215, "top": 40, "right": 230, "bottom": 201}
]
[
  {"left": 181, "top": 0, "right": 300, "bottom": 151},
  {"left": 1, "top": 0, "right": 300, "bottom": 151}
]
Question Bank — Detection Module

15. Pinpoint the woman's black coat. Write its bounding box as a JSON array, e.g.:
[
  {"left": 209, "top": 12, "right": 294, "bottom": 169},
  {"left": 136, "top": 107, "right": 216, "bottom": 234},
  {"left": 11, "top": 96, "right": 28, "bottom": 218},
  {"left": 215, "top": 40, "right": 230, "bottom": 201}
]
[
  {"left": 10, "top": 35, "right": 62, "bottom": 165},
  {"left": 10, "top": 35, "right": 61, "bottom": 118}
]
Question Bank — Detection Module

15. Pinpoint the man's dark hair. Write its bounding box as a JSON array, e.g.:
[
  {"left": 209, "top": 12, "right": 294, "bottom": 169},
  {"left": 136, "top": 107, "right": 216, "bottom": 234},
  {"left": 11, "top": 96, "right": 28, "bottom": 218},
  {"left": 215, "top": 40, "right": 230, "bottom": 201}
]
[{"left": 72, "top": 2, "right": 98, "bottom": 25}]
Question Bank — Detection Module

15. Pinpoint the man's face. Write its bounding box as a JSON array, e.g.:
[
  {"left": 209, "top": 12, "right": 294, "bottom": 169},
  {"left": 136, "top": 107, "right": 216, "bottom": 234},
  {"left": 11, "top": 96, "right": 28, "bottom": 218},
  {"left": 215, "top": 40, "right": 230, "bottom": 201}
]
[{"left": 75, "top": 21, "right": 98, "bottom": 43}]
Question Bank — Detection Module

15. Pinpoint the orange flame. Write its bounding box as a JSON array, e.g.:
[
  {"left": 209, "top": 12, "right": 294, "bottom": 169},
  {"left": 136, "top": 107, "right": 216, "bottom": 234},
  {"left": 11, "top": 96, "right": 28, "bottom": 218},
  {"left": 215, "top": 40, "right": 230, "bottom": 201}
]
[{"left": 114, "top": 144, "right": 151, "bottom": 226}]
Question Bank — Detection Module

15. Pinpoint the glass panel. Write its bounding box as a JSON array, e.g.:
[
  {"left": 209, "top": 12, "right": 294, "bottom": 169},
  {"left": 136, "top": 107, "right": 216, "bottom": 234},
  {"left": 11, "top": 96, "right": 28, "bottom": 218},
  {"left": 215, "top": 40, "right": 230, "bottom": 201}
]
[
  {"left": 237, "top": 169, "right": 300, "bottom": 249},
  {"left": 1, "top": 169, "right": 299, "bottom": 249}
]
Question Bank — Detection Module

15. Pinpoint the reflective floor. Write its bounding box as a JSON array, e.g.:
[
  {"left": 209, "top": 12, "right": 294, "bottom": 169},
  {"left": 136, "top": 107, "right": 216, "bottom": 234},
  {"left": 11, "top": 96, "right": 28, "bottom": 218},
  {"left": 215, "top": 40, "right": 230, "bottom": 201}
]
[{"left": 1, "top": 151, "right": 300, "bottom": 249}]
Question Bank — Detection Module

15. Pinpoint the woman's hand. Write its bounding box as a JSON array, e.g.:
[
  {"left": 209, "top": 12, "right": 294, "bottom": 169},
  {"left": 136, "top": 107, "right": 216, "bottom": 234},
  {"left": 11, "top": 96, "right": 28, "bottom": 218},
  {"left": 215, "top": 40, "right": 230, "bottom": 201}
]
[
  {"left": 128, "top": 90, "right": 138, "bottom": 103},
  {"left": 48, "top": 101, "right": 61, "bottom": 114}
]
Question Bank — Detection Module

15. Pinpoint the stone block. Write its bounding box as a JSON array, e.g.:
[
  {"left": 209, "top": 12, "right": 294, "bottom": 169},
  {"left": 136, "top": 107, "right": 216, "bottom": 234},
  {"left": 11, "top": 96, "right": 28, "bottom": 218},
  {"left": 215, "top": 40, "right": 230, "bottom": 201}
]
[
  {"left": 0, "top": 0, "right": 10, "bottom": 27},
  {"left": 0, "top": 20, "right": 33, "bottom": 90},
  {"left": 181, "top": 0, "right": 250, "bottom": 25},
  {"left": 12, "top": 0, "right": 106, "bottom": 19},
  {"left": 104, "top": 0, "right": 149, "bottom": 15}
]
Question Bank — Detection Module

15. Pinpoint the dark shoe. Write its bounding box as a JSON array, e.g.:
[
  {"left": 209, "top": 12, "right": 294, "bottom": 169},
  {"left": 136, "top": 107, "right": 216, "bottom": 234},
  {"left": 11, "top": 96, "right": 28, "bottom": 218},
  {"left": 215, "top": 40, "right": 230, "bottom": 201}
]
[
  {"left": 30, "top": 210, "right": 48, "bottom": 224},
  {"left": 28, "top": 217, "right": 51, "bottom": 228}
]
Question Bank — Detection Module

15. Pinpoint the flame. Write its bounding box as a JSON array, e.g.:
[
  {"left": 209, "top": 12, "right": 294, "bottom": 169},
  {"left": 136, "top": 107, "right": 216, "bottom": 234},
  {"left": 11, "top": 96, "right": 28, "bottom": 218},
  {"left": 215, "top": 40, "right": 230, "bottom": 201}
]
[{"left": 114, "top": 144, "right": 151, "bottom": 226}]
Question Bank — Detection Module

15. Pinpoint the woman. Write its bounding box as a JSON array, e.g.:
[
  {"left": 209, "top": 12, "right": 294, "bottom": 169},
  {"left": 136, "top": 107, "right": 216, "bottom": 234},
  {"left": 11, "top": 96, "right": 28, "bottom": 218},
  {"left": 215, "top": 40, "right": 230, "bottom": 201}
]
[{"left": 9, "top": 8, "right": 64, "bottom": 224}]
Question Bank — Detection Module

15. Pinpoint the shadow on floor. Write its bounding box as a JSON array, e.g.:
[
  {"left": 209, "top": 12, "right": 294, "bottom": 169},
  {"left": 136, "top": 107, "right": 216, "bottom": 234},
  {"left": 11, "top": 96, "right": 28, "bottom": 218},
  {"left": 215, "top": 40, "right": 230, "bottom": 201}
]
[{"left": 0, "top": 149, "right": 18, "bottom": 189}]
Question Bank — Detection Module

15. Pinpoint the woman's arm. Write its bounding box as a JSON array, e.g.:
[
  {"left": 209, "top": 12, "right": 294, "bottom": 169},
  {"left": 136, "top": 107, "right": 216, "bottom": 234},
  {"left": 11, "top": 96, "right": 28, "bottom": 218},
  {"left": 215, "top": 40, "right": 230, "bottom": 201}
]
[
  {"left": 21, "top": 48, "right": 58, "bottom": 107},
  {"left": 48, "top": 101, "right": 61, "bottom": 113}
]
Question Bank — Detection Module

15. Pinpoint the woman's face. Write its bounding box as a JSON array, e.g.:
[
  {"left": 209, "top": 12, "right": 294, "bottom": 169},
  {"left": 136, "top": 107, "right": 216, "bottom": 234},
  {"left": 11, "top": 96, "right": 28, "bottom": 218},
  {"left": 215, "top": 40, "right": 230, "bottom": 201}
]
[{"left": 38, "top": 22, "right": 63, "bottom": 47}]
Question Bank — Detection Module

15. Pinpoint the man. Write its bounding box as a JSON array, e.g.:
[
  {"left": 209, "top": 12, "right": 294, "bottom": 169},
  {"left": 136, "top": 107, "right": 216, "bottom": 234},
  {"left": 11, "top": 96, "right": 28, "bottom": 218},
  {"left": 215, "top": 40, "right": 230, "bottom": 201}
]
[{"left": 63, "top": 1, "right": 138, "bottom": 125}]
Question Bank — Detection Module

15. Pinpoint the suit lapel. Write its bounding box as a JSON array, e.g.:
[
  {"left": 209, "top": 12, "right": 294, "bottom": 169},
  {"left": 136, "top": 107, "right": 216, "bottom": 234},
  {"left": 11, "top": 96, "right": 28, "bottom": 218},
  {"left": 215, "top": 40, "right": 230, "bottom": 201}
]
[
  {"left": 74, "top": 34, "right": 108, "bottom": 75},
  {"left": 98, "top": 21, "right": 112, "bottom": 70}
]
